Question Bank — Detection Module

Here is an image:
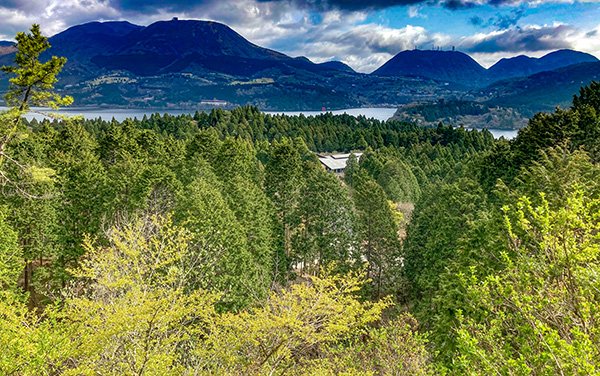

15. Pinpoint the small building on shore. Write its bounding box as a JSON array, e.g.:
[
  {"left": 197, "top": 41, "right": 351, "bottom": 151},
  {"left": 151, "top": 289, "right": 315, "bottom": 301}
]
[
  {"left": 318, "top": 152, "right": 363, "bottom": 174},
  {"left": 200, "top": 99, "right": 228, "bottom": 106}
]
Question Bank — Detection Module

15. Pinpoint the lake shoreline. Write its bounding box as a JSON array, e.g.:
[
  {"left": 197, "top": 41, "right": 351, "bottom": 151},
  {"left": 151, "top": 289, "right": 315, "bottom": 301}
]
[{"left": 2, "top": 106, "right": 520, "bottom": 139}]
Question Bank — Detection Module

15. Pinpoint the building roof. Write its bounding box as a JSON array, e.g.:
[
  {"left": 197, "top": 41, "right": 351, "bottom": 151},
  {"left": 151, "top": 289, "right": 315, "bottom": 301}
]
[
  {"left": 319, "top": 156, "right": 347, "bottom": 170},
  {"left": 317, "top": 152, "right": 362, "bottom": 171},
  {"left": 330, "top": 152, "right": 363, "bottom": 159}
]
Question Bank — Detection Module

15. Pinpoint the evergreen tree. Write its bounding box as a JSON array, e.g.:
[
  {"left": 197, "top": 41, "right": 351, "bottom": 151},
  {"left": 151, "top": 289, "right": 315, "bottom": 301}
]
[
  {"left": 352, "top": 172, "right": 401, "bottom": 298},
  {"left": 175, "top": 172, "right": 256, "bottom": 310},
  {"left": 265, "top": 138, "right": 303, "bottom": 280},
  {"left": 293, "top": 162, "right": 356, "bottom": 275},
  {"left": 0, "top": 24, "right": 72, "bottom": 188}
]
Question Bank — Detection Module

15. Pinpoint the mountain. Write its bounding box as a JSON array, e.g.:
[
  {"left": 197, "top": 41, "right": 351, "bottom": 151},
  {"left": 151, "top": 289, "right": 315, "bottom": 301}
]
[
  {"left": 317, "top": 61, "right": 356, "bottom": 73},
  {"left": 46, "top": 21, "right": 143, "bottom": 60},
  {"left": 372, "top": 49, "right": 598, "bottom": 88},
  {"left": 3, "top": 18, "right": 598, "bottom": 112},
  {"left": 81, "top": 19, "right": 356, "bottom": 78},
  {"left": 538, "top": 49, "right": 598, "bottom": 70},
  {"left": 481, "top": 61, "right": 600, "bottom": 115},
  {"left": 372, "top": 50, "right": 489, "bottom": 87},
  {"left": 488, "top": 49, "right": 598, "bottom": 80},
  {"left": 488, "top": 55, "right": 538, "bottom": 79},
  {"left": 91, "top": 19, "right": 295, "bottom": 76},
  {"left": 27, "top": 18, "right": 361, "bottom": 82},
  {"left": 0, "top": 41, "right": 16, "bottom": 56},
  {"left": 3, "top": 19, "right": 417, "bottom": 109}
]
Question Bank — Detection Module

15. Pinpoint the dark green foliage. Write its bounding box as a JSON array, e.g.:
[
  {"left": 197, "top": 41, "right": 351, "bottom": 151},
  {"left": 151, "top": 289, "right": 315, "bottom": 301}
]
[
  {"left": 0, "top": 102, "right": 496, "bottom": 307},
  {"left": 265, "top": 138, "right": 303, "bottom": 280},
  {"left": 175, "top": 173, "right": 256, "bottom": 310},
  {"left": 401, "top": 100, "right": 489, "bottom": 122},
  {"left": 352, "top": 172, "right": 402, "bottom": 299},
  {"left": 293, "top": 162, "right": 357, "bottom": 275},
  {"left": 481, "top": 81, "right": 600, "bottom": 188},
  {"left": 8, "top": 40, "right": 600, "bottom": 372},
  {"left": 0, "top": 207, "right": 21, "bottom": 290},
  {"left": 1, "top": 24, "right": 72, "bottom": 111}
]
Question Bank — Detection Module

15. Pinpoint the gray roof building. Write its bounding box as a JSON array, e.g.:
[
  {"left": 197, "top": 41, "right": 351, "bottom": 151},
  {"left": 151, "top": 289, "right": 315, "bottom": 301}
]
[{"left": 318, "top": 152, "right": 363, "bottom": 173}]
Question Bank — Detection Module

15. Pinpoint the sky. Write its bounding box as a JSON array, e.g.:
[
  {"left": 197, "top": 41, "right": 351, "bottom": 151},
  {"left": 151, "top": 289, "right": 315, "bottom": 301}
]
[{"left": 0, "top": 0, "right": 599, "bottom": 72}]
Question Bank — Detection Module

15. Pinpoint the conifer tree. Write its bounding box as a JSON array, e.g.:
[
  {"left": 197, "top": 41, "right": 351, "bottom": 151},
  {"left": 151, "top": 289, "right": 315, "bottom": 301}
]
[{"left": 0, "top": 24, "right": 72, "bottom": 188}]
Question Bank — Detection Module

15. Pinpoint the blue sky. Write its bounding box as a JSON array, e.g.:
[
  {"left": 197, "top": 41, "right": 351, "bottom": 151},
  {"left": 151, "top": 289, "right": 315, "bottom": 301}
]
[{"left": 0, "top": 0, "right": 599, "bottom": 72}]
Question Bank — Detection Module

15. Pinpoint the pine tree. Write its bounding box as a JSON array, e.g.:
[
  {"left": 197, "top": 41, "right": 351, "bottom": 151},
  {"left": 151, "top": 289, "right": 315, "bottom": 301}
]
[{"left": 0, "top": 24, "right": 72, "bottom": 188}]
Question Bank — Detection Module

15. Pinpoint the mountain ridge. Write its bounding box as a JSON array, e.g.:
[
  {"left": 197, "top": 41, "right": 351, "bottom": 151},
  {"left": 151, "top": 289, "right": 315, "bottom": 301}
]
[
  {"left": 371, "top": 48, "right": 598, "bottom": 87},
  {"left": 0, "top": 19, "right": 598, "bottom": 113},
  {"left": 488, "top": 49, "right": 598, "bottom": 80},
  {"left": 482, "top": 61, "right": 600, "bottom": 115}
]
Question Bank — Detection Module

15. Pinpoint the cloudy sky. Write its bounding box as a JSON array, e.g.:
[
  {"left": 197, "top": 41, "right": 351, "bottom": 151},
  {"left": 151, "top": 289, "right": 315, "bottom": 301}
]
[{"left": 0, "top": 0, "right": 599, "bottom": 72}]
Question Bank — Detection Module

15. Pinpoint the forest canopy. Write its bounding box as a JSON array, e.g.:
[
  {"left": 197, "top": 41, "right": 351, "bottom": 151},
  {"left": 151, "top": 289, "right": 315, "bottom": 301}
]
[{"left": 0, "top": 25, "right": 599, "bottom": 375}]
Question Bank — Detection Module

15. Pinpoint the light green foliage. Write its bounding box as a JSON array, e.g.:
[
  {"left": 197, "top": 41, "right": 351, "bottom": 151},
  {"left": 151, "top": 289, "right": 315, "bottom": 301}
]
[
  {"left": 198, "top": 269, "right": 393, "bottom": 375},
  {"left": 25, "top": 165, "right": 55, "bottom": 184},
  {"left": 310, "top": 315, "right": 434, "bottom": 376},
  {"left": 64, "top": 214, "right": 219, "bottom": 375},
  {"left": 0, "top": 292, "right": 73, "bottom": 376},
  {"left": 39, "top": 215, "right": 420, "bottom": 375},
  {"left": 454, "top": 188, "right": 600, "bottom": 374},
  {"left": 0, "top": 207, "right": 22, "bottom": 289}
]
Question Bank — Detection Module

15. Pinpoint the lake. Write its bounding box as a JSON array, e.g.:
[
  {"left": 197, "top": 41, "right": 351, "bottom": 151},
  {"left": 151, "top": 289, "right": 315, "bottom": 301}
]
[
  {"left": 265, "top": 107, "right": 398, "bottom": 122},
  {"left": 483, "top": 128, "right": 519, "bottom": 139},
  {"left": 4, "top": 107, "right": 519, "bottom": 139}
]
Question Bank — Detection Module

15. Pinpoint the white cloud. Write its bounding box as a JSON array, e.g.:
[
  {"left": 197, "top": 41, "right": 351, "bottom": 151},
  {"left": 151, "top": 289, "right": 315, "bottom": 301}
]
[
  {"left": 0, "top": 0, "right": 598, "bottom": 74},
  {"left": 459, "top": 23, "right": 600, "bottom": 66},
  {"left": 282, "top": 23, "right": 452, "bottom": 72}
]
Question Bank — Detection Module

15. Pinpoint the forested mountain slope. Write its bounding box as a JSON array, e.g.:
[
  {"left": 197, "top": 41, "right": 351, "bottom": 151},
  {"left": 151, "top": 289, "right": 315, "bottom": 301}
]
[{"left": 481, "top": 61, "right": 600, "bottom": 115}]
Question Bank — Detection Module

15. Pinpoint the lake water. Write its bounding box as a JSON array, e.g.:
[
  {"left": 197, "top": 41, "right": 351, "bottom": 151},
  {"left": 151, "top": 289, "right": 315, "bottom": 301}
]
[
  {"left": 483, "top": 128, "right": 519, "bottom": 140},
  {"left": 265, "top": 107, "right": 398, "bottom": 122},
  {"left": 3, "top": 107, "right": 519, "bottom": 139}
]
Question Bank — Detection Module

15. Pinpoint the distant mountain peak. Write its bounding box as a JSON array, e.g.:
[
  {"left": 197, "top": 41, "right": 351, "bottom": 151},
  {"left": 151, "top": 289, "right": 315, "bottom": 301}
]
[
  {"left": 372, "top": 49, "right": 488, "bottom": 87},
  {"left": 317, "top": 60, "right": 356, "bottom": 73},
  {"left": 489, "top": 49, "right": 598, "bottom": 80},
  {"left": 110, "top": 19, "right": 289, "bottom": 60},
  {"left": 56, "top": 20, "right": 143, "bottom": 38},
  {"left": 294, "top": 56, "right": 313, "bottom": 63},
  {"left": 30, "top": 18, "right": 359, "bottom": 80},
  {"left": 0, "top": 40, "right": 16, "bottom": 56}
]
